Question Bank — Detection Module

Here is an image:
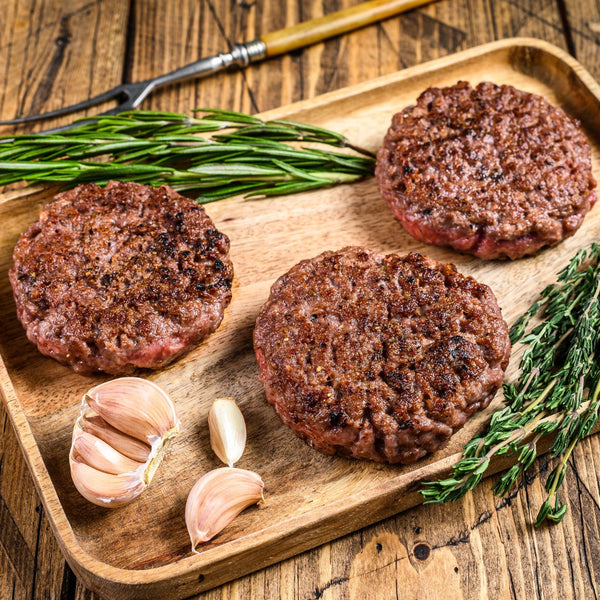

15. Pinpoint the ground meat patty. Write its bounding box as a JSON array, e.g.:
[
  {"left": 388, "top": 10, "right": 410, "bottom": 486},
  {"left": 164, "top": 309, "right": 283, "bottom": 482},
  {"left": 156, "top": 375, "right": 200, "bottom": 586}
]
[
  {"left": 253, "top": 247, "right": 510, "bottom": 464},
  {"left": 9, "top": 181, "right": 233, "bottom": 375},
  {"left": 376, "top": 81, "right": 597, "bottom": 260}
]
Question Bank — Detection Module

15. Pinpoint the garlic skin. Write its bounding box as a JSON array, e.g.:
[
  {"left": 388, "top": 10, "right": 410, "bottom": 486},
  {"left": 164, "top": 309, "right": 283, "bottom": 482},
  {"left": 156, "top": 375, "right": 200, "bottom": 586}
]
[
  {"left": 85, "top": 377, "right": 179, "bottom": 443},
  {"left": 71, "top": 423, "right": 144, "bottom": 475},
  {"left": 69, "top": 377, "right": 180, "bottom": 507},
  {"left": 208, "top": 397, "right": 247, "bottom": 467},
  {"left": 185, "top": 467, "right": 264, "bottom": 550},
  {"left": 70, "top": 461, "right": 146, "bottom": 508},
  {"left": 80, "top": 414, "right": 152, "bottom": 463}
]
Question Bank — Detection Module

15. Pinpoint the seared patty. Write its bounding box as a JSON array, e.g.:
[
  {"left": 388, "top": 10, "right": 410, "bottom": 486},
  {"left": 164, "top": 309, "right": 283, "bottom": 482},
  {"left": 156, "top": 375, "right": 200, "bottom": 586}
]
[
  {"left": 9, "top": 181, "right": 233, "bottom": 374},
  {"left": 253, "top": 247, "right": 510, "bottom": 464},
  {"left": 376, "top": 81, "right": 597, "bottom": 260}
]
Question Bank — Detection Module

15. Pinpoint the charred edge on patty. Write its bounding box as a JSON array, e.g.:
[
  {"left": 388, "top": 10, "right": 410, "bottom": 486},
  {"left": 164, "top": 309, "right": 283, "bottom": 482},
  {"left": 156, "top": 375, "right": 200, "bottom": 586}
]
[
  {"left": 375, "top": 81, "right": 597, "bottom": 260},
  {"left": 9, "top": 181, "right": 233, "bottom": 374},
  {"left": 253, "top": 247, "right": 511, "bottom": 465}
]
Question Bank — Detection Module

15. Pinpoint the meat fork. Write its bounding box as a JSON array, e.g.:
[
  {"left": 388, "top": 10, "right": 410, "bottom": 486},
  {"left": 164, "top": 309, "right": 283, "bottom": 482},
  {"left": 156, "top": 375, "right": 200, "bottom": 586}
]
[{"left": 0, "top": 0, "right": 435, "bottom": 128}]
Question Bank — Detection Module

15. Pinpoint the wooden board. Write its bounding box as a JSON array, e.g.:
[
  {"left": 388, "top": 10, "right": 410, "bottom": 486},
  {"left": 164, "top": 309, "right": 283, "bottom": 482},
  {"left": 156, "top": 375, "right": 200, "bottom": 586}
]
[{"left": 1, "top": 37, "right": 600, "bottom": 599}]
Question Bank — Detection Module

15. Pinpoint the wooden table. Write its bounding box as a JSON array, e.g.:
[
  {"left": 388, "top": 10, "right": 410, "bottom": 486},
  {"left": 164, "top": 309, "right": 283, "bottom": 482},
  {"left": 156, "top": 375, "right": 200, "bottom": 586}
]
[{"left": 2, "top": 1, "right": 600, "bottom": 598}]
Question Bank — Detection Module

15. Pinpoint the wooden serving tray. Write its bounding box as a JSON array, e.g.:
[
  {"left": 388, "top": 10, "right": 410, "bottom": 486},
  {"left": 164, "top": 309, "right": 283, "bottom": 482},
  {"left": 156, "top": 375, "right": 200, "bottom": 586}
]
[{"left": 2, "top": 38, "right": 600, "bottom": 599}]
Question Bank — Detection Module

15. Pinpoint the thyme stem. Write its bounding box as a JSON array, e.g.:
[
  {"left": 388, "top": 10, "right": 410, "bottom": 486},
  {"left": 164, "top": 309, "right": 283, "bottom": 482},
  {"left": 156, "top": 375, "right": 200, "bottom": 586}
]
[{"left": 421, "top": 242, "right": 600, "bottom": 525}]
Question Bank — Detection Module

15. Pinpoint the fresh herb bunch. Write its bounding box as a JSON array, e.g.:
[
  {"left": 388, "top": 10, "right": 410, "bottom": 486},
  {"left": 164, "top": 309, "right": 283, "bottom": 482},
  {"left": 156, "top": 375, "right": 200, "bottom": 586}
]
[
  {"left": 0, "top": 109, "right": 375, "bottom": 202},
  {"left": 421, "top": 242, "right": 600, "bottom": 526}
]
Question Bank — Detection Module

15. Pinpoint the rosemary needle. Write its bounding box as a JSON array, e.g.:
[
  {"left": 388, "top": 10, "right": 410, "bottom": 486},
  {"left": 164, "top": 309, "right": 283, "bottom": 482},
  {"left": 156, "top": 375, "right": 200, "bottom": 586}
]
[
  {"left": 0, "top": 109, "right": 375, "bottom": 202},
  {"left": 421, "top": 242, "right": 600, "bottom": 526}
]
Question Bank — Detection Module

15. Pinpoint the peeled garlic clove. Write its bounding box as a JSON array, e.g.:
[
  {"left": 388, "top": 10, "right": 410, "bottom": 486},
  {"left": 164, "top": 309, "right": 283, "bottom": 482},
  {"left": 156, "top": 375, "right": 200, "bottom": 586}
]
[
  {"left": 208, "top": 397, "right": 247, "bottom": 467},
  {"left": 70, "top": 460, "right": 146, "bottom": 508},
  {"left": 185, "top": 467, "right": 264, "bottom": 550},
  {"left": 69, "top": 377, "right": 179, "bottom": 507},
  {"left": 80, "top": 414, "right": 151, "bottom": 463},
  {"left": 85, "top": 377, "right": 179, "bottom": 444}
]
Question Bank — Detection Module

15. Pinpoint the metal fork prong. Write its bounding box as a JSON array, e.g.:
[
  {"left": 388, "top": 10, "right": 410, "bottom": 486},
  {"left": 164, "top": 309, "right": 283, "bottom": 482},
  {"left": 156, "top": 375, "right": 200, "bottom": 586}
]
[
  {"left": 0, "top": 83, "right": 133, "bottom": 126},
  {"left": 0, "top": 40, "right": 266, "bottom": 128},
  {"left": 0, "top": 39, "right": 267, "bottom": 128}
]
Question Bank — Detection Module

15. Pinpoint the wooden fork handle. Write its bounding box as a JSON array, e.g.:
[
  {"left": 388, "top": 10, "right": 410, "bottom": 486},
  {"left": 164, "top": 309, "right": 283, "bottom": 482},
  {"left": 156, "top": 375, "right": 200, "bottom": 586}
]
[{"left": 260, "top": 0, "right": 436, "bottom": 58}]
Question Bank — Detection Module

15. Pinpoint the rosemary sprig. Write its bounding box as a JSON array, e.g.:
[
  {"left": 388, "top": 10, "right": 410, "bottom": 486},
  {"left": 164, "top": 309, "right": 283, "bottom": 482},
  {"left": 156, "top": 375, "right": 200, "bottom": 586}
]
[
  {"left": 421, "top": 242, "right": 600, "bottom": 525},
  {"left": 0, "top": 109, "right": 375, "bottom": 202}
]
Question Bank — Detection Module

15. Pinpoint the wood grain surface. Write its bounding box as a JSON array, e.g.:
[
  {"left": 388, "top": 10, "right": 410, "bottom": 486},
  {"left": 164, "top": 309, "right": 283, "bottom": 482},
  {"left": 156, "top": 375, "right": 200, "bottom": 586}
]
[{"left": 2, "top": 1, "right": 600, "bottom": 599}]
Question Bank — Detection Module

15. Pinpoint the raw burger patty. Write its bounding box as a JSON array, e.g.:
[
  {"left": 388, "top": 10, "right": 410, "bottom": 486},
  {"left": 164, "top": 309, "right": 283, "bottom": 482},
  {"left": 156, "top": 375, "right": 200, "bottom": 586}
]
[
  {"left": 253, "top": 247, "right": 510, "bottom": 464},
  {"left": 375, "top": 81, "right": 597, "bottom": 260},
  {"left": 9, "top": 181, "right": 233, "bottom": 375}
]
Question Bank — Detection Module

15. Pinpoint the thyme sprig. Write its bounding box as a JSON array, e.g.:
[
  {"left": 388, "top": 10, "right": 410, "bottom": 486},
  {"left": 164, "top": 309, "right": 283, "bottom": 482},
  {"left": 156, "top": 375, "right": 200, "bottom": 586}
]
[
  {"left": 0, "top": 109, "right": 375, "bottom": 202},
  {"left": 421, "top": 243, "right": 600, "bottom": 526}
]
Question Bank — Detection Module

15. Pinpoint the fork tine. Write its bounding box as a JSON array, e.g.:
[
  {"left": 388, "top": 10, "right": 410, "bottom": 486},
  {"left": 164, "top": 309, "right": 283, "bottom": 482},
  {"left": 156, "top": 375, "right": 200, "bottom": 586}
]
[
  {"left": 0, "top": 84, "right": 130, "bottom": 126},
  {"left": 0, "top": 93, "right": 147, "bottom": 139}
]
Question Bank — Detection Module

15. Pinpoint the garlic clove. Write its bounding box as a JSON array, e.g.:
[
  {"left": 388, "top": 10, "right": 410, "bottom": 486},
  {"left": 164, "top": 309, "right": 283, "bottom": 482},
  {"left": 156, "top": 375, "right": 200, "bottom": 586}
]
[
  {"left": 80, "top": 414, "right": 152, "bottom": 463},
  {"left": 208, "top": 397, "right": 247, "bottom": 467},
  {"left": 70, "top": 460, "right": 146, "bottom": 508},
  {"left": 185, "top": 467, "right": 264, "bottom": 550},
  {"left": 71, "top": 424, "right": 145, "bottom": 476},
  {"left": 84, "top": 377, "right": 179, "bottom": 445}
]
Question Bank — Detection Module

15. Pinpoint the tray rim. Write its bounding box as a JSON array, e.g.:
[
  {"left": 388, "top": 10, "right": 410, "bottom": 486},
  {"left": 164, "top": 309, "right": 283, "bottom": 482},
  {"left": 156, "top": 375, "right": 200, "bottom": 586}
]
[{"left": 2, "top": 36, "right": 600, "bottom": 597}]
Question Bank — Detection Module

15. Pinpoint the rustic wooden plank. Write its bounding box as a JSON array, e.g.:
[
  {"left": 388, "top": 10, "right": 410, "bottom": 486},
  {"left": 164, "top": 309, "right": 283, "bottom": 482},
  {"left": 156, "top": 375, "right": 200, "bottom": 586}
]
[
  {"left": 0, "top": 1, "right": 131, "bottom": 599},
  {"left": 195, "top": 447, "right": 600, "bottom": 600},
  {"left": 0, "top": 409, "right": 41, "bottom": 555},
  {"left": 189, "top": 450, "right": 600, "bottom": 600},
  {"left": 33, "top": 507, "right": 75, "bottom": 599},
  {"left": 0, "top": 410, "right": 35, "bottom": 599},
  {"left": 127, "top": 0, "right": 253, "bottom": 114},
  {"left": 561, "top": 0, "right": 600, "bottom": 82},
  {"left": 0, "top": 0, "right": 130, "bottom": 130},
  {"left": 170, "top": 2, "right": 593, "bottom": 599},
  {"left": 1, "top": 428, "right": 70, "bottom": 599},
  {"left": 1, "top": 405, "right": 74, "bottom": 598},
  {"left": 0, "top": 37, "right": 596, "bottom": 599},
  {"left": 3, "top": 0, "right": 600, "bottom": 599},
  {"left": 0, "top": 550, "right": 29, "bottom": 600},
  {"left": 128, "top": 0, "right": 484, "bottom": 115},
  {"left": 94, "top": 0, "right": 570, "bottom": 119}
]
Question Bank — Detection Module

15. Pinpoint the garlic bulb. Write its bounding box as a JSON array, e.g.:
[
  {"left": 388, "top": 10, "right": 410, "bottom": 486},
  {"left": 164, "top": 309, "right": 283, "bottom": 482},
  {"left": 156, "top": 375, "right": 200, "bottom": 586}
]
[
  {"left": 69, "top": 377, "right": 180, "bottom": 507},
  {"left": 208, "top": 397, "right": 247, "bottom": 467},
  {"left": 185, "top": 467, "right": 264, "bottom": 550}
]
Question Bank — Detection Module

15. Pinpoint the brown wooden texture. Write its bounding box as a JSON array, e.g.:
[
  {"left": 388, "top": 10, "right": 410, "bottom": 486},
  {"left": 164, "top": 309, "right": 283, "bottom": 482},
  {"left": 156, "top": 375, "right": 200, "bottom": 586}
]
[{"left": 2, "top": 1, "right": 600, "bottom": 599}]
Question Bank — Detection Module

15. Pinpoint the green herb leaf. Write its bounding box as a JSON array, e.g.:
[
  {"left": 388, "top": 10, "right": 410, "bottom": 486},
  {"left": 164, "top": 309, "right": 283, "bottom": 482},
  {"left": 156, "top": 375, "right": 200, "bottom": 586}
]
[
  {"left": 420, "top": 242, "right": 600, "bottom": 525},
  {"left": 0, "top": 109, "right": 375, "bottom": 200}
]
